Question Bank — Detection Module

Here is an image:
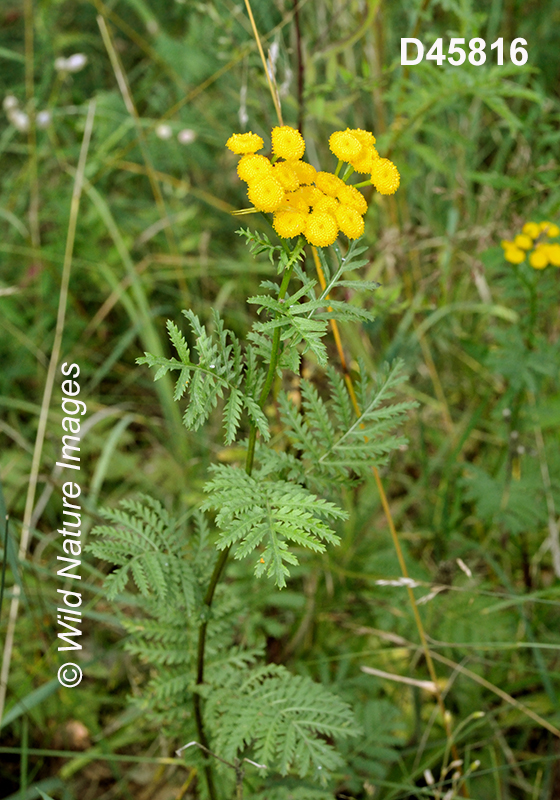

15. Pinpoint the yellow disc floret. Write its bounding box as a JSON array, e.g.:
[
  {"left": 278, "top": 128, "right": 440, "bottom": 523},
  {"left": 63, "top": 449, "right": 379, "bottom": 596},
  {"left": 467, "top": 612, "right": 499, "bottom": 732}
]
[
  {"left": 237, "top": 154, "right": 273, "bottom": 183},
  {"left": 289, "top": 160, "right": 317, "bottom": 185},
  {"left": 542, "top": 221, "right": 560, "bottom": 237},
  {"left": 226, "top": 131, "right": 264, "bottom": 154},
  {"left": 370, "top": 158, "right": 400, "bottom": 195},
  {"left": 337, "top": 184, "right": 368, "bottom": 215},
  {"left": 305, "top": 211, "right": 339, "bottom": 247},
  {"left": 315, "top": 171, "right": 345, "bottom": 197},
  {"left": 503, "top": 246, "right": 526, "bottom": 264},
  {"left": 546, "top": 243, "right": 560, "bottom": 266},
  {"left": 335, "top": 205, "right": 365, "bottom": 239},
  {"left": 314, "top": 195, "right": 339, "bottom": 215},
  {"left": 350, "top": 128, "right": 376, "bottom": 148},
  {"left": 350, "top": 145, "right": 379, "bottom": 174},
  {"left": 271, "top": 125, "right": 305, "bottom": 160},
  {"left": 521, "top": 221, "right": 540, "bottom": 239},
  {"left": 281, "top": 189, "right": 311, "bottom": 213},
  {"left": 273, "top": 210, "right": 308, "bottom": 238},
  {"left": 273, "top": 161, "right": 300, "bottom": 191},
  {"left": 529, "top": 248, "right": 549, "bottom": 269},
  {"left": 514, "top": 234, "right": 533, "bottom": 250},
  {"left": 248, "top": 177, "right": 285, "bottom": 212},
  {"left": 329, "top": 129, "right": 363, "bottom": 162}
]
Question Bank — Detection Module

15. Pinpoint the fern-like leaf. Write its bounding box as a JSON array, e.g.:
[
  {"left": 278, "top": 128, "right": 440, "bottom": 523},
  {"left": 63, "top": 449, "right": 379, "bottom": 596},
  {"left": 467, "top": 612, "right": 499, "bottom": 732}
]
[
  {"left": 137, "top": 309, "right": 269, "bottom": 443},
  {"left": 88, "top": 496, "right": 197, "bottom": 613},
  {"left": 206, "top": 664, "right": 360, "bottom": 783},
  {"left": 201, "top": 465, "right": 346, "bottom": 588}
]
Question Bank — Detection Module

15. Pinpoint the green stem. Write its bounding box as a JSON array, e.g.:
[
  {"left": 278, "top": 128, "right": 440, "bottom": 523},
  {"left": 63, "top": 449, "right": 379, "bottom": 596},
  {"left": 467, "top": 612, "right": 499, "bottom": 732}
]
[
  {"left": 334, "top": 159, "right": 343, "bottom": 177},
  {"left": 192, "top": 240, "right": 298, "bottom": 799}
]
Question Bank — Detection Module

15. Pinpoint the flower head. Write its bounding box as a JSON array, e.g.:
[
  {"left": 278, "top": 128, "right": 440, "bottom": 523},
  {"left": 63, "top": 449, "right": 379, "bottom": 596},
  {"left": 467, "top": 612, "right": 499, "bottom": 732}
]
[
  {"left": 282, "top": 186, "right": 319, "bottom": 214},
  {"left": 514, "top": 234, "right": 533, "bottom": 251},
  {"left": 350, "top": 145, "right": 379, "bottom": 174},
  {"left": 336, "top": 184, "right": 368, "bottom": 215},
  {"left": 350, "top": 128, "right": 376, "bottom": 148},
  {"left": 247, "top": 177, "right": 285, "bottom": 212},
  {"left": 370, "top": 158, "right": 400, "bottom": 195},
  {"left": 226, "top": 124, "right": 397, "bottom": 246},
  {"left": 315, "top": 171, "right": 345, "bottom": 197},
  {"left": 335, "top": 205, "right": 365, "bottom": 239},
  {"left": 273, "top": 161, "right": 300, "bottom": 191},
  {"left": 226, "top": 131, "right": 264, "bottom": 155},
  {"left": 522, "top": 221, "right": 540, "bottom": 239},
  {"left": 273, "top": 210, "right": 308, "bottom": 238},
  {"left": 237, "top": 154, "right": 273, "bottom": 183},
  {"left": 305, "top": 211, "right": 339, "bottom": 247},
  {"left": 329, "top": 129, "right": 363, "bottom": 162},
  {"left": 289, "top": 160, "right": 317, "bottom": 185},
  {"left": 541, "top": 221, "right": 560, "bottom": 237},
  {"left": 314, "top": 195, "right": 339, "bottom": 215},
  {"left": 271, "top": 125, "right": 305, "bottom": 160},
  {"left": 502, "top": 243, "right": 526, "bottom": 264},
  {"left": 546, "top": 243, "right": 560, "bottom": 266},
  {"left": 529, "top": 248, "right": 548, "bottom": 269}
]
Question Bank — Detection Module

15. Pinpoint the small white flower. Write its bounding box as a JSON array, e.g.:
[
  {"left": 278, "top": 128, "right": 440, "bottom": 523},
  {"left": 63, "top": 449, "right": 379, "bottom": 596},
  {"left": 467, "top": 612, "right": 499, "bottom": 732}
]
[
  {"left": 36, "top": 110, "right": 52, "bottom": 129},
  {"left": 66, "top": 53, "right": 88, "bottom": 73},
  {"left": 177, "top": 128, "right": 196, "bottom": 145},
  {"left": 3, "top": 95, "right": 19, "bottom": 112},
  {"left": 10, "top": 109, "right": 30, "bottom": 132},
  {"left": 146, "top": 19, "right": 159, "bottom": 35},
  {"left": 56, "top": 53, "right": 88, "bottom": 73},
  {"left": 155, "top": 123, "right": 173, "bottom": 140}
]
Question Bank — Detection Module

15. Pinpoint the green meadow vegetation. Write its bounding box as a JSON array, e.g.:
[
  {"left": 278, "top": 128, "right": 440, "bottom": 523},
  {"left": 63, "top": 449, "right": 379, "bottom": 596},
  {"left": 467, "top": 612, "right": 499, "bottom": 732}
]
[{"left": 1, "top": 0, "right": 560, "bottom": 798}]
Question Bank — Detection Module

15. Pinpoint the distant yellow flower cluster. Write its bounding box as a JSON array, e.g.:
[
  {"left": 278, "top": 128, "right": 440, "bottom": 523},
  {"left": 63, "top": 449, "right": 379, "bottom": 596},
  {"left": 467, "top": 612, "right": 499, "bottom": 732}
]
[
  {"left": 226, "top": 125, "right": 400, "bottom": 247},
  {"left": 501, "top": 221, "right": 560, "bottom": 269}
]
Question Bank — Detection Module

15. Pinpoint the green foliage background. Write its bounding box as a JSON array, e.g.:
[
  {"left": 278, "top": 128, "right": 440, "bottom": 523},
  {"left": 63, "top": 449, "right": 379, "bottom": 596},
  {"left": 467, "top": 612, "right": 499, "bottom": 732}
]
[{"left": 0, "top": 0, "right": 559, "bottom": 797}]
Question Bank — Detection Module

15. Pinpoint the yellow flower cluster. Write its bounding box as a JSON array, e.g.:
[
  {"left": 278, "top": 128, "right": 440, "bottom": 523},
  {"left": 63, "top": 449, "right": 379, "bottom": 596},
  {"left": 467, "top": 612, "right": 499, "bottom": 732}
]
[
  {"left": 226, "top": 125, "right": 400, "bottom": 247},
  {"left": 501, "top": 221, "right": 560, "bottom": 269}
]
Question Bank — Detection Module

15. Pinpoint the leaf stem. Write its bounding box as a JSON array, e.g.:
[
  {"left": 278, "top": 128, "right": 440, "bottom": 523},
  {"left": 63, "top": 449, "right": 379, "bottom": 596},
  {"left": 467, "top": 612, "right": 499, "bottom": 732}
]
[{"left": 192, "top": 240, "right": 298, "bottom": 799}]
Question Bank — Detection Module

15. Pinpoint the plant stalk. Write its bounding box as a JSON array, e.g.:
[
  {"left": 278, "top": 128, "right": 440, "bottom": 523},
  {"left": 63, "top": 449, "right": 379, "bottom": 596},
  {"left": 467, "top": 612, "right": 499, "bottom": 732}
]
[{"left": 192, "top": 246, "right": 297, "bottom": 799}]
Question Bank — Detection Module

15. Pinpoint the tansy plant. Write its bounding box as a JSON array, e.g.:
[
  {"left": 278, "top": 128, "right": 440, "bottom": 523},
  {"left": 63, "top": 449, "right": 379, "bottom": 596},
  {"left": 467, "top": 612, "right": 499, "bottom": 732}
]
[
  {"left": 501, "top": 220, "right": 560, "bottom": 268},
  {"left": 89, "top": 125, "right": 412, "bottom": 799}
]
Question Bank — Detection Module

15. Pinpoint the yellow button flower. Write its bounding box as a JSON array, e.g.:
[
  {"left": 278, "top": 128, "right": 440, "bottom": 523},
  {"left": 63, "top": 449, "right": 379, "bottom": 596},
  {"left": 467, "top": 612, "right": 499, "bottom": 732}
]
[
  {"left": 289, "top": 160, "right": 317, "bottom": 185},
  {"left": 529, "top": 248, "right": 549, "bottom": 269},
  {"left": 503, "top": 246, "right": 526, "bottom": 264},
  {"left": 315, "top": 171, "right": 345, "bottom": 197},
  {"left": 336, "top": 184, "right": 368, "bottom": 215},
  {"left": 237, "top": 154, "right": 273, "bottom": 183},
  {"left": 293, "top": 185, "right": 323, "bottom": 208},
  {"left": 248, "top": 177, "right": 285, "bottom": 212},
  {"left": 350, "top": 128, "right": 376, "bottom": 147},
  {"left": 514, "top": 234, "right": 533, "bottom": 250},
  {"left": 546, "top": 243, "right": 560, "bottom": 266},
  {"left": 542, "top": 221, "right": 560, "bottom": 237},
  {"left": 335, "top": 205, "right": 365, "bottom": 239},
  {"left": 226, "top": 131, "right": 264, "bottom": 154},
  {"left": 370, "top": 158, "right": 400, "bottom": 195},
  {"left": 305, "top": 211, "right": 339, "bottom": 247},
  {"left": 273, "top": 210, "right": 308, "bottom": 238},
  {"left": 281, "top": 189, "right": 312, "bottom": 213},
  {"left": 329, "top": 129, "right": 363, "bottom": 162},
  {"left": 314, "top": 195, "right": 339, "bottom": 215},
  {"left": 273, "top": 161, "right": 300, "bottom": 191},
  {"left": 521, "top": 222, "right": 540, "bottom": 239},
  {"left": 271, "top": 125, "right": 305, "bottom": 160},
  {"left": 349, "top": 146, "right": 379, "bottom": 174}
]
